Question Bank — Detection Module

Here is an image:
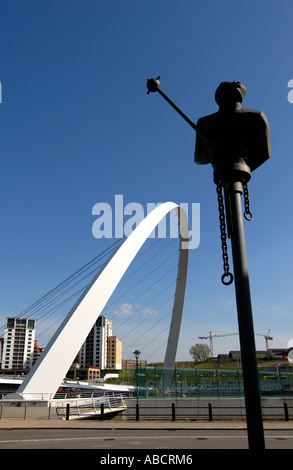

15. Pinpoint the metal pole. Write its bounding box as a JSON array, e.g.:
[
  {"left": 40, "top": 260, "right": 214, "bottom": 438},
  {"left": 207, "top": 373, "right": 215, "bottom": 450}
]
[
  {"left": 136, "top": 356, "right": 139, "bottom": 403},
  {"left": 172, "top": 403, "right": 176, "bottom": 421},
  {"left": 284, "top": 403, "right": 289, "bottom": 422},
  {"left": 66, "top": 403, "right": 70, "bottom": 421},
  {"left": 133, "top": 349, "right": 141, "bottom": 420},
  {"left": 156, "top": 87, "right": 197, "bottom": 131},
  {"left": 146, "top": 77, "right": 209, "bottom": 144},
  {"left": 208, "top": 403, "right": 213, "bottom": 422},
  {"left": 225, "top": 182, "right": 265, "bottom": 450}
]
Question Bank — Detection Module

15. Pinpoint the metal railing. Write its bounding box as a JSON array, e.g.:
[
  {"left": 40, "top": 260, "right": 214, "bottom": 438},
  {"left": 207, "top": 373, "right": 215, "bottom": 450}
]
[
  {"left": 53, "top": 390, "right": 131, "bottom": 400},
  {"left": 0, "top": 393, "right": 127, "bottom": 420},
  {"left": 0, "top": 393, "right": 292, "bottom": 422},
  {"left": 125, "top": 401, "right": 292, "bottom": 422},
  {"left": 0, "top": 390, "right": 132, "bottom": 401},
  {"left": 56, "top": 395, "right": 127, "bottom": 420}
]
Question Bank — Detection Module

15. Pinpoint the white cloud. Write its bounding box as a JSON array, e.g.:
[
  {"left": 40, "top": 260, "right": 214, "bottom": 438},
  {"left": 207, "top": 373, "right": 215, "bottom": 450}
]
[
  {"left": 143, "top": 308, "right": 158, "bottom": 318},
  {"left": 111, "top": 303, "right": 158, "bottom": 319},
  {"left": 111, "top": 302, "right": 135, "bottom": 317}
]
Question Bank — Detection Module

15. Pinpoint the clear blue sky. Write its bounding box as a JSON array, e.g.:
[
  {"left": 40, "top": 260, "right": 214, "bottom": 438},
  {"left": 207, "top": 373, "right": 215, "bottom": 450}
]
[{"left": 0, "top": 0, "right": 292, "bottom": 361}]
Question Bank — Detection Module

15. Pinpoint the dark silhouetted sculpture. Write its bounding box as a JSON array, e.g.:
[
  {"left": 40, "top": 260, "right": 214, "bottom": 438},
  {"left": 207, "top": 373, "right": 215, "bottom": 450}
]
[
  {"left": 194, "top": 80, "right": 271, "bottom": 186},
  {"left": 146, "top": 76, "right": 271, "bottom": 450}
]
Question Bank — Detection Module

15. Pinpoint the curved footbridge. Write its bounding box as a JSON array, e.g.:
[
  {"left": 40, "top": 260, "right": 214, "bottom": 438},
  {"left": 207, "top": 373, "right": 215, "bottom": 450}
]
[{"left": 2, "top": 203, "right": 189, "bottom": 419}]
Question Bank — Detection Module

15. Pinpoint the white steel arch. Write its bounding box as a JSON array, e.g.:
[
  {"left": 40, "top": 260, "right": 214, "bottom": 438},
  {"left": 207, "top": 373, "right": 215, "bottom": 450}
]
[{"left": 16, "top": 202, "right": 189, "bottom": 399}]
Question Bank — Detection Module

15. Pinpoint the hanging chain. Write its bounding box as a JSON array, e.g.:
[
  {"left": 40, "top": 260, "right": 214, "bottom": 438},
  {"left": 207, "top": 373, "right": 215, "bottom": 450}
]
[
  {"left": 243, "top": 182, "right": 253, "bottom": 221},
  {"left": 216, "top": 184, "right": 234, "bottom": 286}
]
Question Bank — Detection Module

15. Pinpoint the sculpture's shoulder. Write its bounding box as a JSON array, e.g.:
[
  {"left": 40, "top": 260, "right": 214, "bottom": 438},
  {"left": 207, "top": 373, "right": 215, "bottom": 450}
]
[
  {"left": 238, "top": 106, "right": 266, "bottom": 117},
  {"left": 197, "top": 107, "right": 269, "bottom": 133}
]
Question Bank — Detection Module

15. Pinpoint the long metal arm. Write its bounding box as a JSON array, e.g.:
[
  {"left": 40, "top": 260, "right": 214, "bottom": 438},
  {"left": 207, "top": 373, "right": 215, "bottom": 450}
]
[
  {"left": 156, "top": 87, "right": 197, "bottom": 131},
  {"left": 147, "top": 77, "right": 209, "bottom": 145}
]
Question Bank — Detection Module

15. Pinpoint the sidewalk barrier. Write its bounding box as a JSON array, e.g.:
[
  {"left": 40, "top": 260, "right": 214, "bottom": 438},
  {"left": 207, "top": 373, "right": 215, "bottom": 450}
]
[
  {"left": 66, "top": 403, "right": 70, "bottom": 421},
  {"left": 284, "top": 403, "right": 289, "bottom": 421},
  {"left": 208, "top": 403, "right": 213, "bottom": 421},
  {"left": 136, "top": 403, "right": 139, "bottom": 421},
  {"left": 172, "top": 403, "right": 175, "bottom": 421},
  {"left": 0, "top": 394, "right": 127, "bottom": 420},
  {"left": 0, "top": 396, "right": 292, "bottom": 421},
  {"left": 124, "top": 399, "right": 293, "bottom": 422}
]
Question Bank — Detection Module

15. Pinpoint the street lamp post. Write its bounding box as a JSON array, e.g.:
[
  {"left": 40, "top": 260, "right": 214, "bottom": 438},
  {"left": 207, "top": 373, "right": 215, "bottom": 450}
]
[
  {"left": 146, "top": 77, "right": 271, "bottom": 450},
  {"left": 133, "top": 349, "right": 141, "bottom": 421}
]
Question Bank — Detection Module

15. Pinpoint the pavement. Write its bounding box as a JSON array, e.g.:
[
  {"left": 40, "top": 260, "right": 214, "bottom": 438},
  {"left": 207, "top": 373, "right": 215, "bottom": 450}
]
[{"left": 0, "top": 417, "right": 292, "bottom": 430}]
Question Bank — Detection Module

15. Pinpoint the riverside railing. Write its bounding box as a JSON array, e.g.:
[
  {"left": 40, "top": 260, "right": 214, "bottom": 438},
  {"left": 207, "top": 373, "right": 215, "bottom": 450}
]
[
  {"left": 125, "top": 401, "right": 292, "bottom": 422},
  {"left": 0, "top": 394, "right": 127, "bottom": 420},
  {"left": 1, "top": 396, "right": 292, "bottom": 421}
]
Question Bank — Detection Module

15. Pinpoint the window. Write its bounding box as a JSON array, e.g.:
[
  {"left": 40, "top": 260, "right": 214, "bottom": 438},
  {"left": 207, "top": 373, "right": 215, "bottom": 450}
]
[
  {"left": 27, "top": 320, "right": 35, "bottom": 329},
  {"left": 6, "top": 318, "right": 15, "bottom": 329}
]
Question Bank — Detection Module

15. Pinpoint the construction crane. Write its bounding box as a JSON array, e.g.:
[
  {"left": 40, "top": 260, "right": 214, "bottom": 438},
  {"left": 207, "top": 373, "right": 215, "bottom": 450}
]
[
  {"left": 198, "top": 331, "right": 238, "bottom": 357},
  {"left": 198, "top": 330, "right": 273, "bottom": 356},
  {"left": 255, "top": 330, "right": 273, "bottom": 351}
]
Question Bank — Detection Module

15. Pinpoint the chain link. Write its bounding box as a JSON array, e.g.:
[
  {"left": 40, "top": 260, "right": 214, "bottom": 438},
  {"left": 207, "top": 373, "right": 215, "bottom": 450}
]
[
  {"left": 243, "top": 182, "right": 253, "bottom": 221},
  {"left": 216, "top": 184, "right": 234, "bottom": 285}
]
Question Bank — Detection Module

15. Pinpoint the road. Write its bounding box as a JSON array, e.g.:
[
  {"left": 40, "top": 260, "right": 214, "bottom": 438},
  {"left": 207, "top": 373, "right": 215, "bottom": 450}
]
[{"left": 0, "top": 428, "right": 292, "bottom": 449}]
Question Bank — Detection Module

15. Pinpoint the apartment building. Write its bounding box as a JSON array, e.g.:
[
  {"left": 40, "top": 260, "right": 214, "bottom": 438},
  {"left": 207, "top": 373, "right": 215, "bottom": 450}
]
[
  {"left": 107, "top": 336, "right": 122, "bottom": 370},
  {"left": 79, "top": 315, "right": 122, "bottom": 370},
  {"left": 1, "top": 317, "right": 36, "bottom": 369},
  {"left": 0, "top": 314, "right": 122, "bottom": 374}
]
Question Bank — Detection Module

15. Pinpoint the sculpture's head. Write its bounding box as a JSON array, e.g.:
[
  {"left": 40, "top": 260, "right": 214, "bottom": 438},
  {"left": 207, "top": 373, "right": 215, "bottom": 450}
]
[{"left": 215, "top": 80, "right": 247, "bottom": 107}]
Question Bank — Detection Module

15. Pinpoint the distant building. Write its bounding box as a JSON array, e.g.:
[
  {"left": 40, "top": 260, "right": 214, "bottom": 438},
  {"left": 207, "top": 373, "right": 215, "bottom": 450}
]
[
  {"left": 1, "top": 317, "right": 36, "bottom": 370},
  {"left": 0, "top": 338, "right": 3, "bottom": 366},
  {"left": 32, "top": 340, "right": 44, "bottom": 365},
  {"left": 66, "top": 364, "right": 100, "bottom": 381},
  {"left": 79, "top": 315, "right": 122, "bottom": 370},
  {"left": 107, "top": 336, "right": 122, "bottom": 370},
  {"left": 122, "top": 359, "right": 148, "bottom": 369}
]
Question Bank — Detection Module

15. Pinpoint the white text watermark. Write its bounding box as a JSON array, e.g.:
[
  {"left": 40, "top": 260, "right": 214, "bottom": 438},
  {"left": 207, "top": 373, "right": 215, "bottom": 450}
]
[
  {"left": 287, "top": 339, "right": 293, "bottom": 364},
  {"left": 288, "top": 79, "right": 293, "bottom": 103},
  {"left": 92, "top": 195, "right": 200, "bottom": 249}
]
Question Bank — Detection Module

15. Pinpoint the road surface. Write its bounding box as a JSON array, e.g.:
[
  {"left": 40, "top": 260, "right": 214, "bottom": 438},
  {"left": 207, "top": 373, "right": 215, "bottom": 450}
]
[{"left": 0, "top": 428, "right": 292, "bottom": 449}]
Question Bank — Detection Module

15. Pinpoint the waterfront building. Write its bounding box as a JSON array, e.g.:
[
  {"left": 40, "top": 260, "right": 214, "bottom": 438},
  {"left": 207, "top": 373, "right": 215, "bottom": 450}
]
[
  {"left": 79, "top": 315, "right": 122, "bottom": 370},
  {"left": 1, "top": 317, "right": 36, "bottom": 370},
  {"left": 107, "top": 336, "right": 122, "bottom": 370},
  {"left": 122, "top": 358, "right": 148, "bottom": 369}
]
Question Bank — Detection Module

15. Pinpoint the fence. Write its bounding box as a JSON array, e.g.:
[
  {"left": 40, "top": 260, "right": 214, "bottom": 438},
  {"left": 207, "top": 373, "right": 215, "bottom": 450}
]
[
  {"left": 122, "top": 397, "right": 293, "bottom": 422},
  {"left": 0, "top": 394, "right": 127, "bottom": 420},
  {"left": 0, "top": 396, "right": 292, "bottom": 421}
]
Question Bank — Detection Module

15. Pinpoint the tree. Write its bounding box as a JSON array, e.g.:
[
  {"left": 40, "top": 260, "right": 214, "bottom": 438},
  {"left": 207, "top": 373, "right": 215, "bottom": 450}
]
[{"left": 189, "top": 343, "right": 210, "bottom": 363}]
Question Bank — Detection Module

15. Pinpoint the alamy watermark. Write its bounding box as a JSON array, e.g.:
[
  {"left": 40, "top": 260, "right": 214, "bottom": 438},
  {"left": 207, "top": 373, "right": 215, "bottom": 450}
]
[
  {"left": 92, "top": 195, "right": 200, "bottom": 249},
  {"left": 287, "top": 339, "right": 293, "bottom": 364},
  {"left": 288, "top": 79, "right": 293, "bottom": 103}
]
